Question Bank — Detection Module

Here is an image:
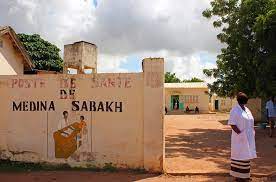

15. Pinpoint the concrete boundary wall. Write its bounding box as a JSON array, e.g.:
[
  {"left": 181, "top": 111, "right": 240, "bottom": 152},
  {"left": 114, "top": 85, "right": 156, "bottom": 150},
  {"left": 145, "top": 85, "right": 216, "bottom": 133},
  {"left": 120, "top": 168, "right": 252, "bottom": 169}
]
[{"left": 0, "top": 59, "right": 164, "bottom": 172}]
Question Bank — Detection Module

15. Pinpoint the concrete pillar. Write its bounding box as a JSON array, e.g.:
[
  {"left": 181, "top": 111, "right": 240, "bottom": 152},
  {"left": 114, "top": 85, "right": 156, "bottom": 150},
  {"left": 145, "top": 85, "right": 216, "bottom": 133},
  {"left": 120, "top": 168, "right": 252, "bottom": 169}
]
[{"left": 142, "top": 58, "right": 164, "bottom": 172}]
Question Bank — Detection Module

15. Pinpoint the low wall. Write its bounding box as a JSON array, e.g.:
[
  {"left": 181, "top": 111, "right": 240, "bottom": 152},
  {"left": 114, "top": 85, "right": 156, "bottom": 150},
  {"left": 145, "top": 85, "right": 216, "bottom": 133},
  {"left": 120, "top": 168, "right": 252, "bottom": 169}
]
[
  {"left": 210, "top": 96, "right": 237, "bottom": 112},
  {"left": 210, "top": 96, "right": 262, "bottom": 122},
  {"left": 247, "top": 98, "right": 262, "bottom": 122},
  {"left": 0, "top": 59, "right": 164, "bottom": 172}
]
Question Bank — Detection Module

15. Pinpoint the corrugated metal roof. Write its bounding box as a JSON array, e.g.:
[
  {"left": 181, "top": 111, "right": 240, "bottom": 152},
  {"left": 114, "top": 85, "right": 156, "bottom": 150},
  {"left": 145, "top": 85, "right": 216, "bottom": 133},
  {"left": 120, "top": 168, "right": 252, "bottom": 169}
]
[{"left": 165, "top": 82, "right": 208, "bottom": 89}]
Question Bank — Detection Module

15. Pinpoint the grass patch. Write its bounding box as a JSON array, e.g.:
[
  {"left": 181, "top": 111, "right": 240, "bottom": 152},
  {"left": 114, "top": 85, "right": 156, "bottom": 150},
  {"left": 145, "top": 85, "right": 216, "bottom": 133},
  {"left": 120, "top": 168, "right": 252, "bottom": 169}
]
[
  {"left": 130, "top": 167, "right": 147, "bottom": 174},
  {"left": 0, "top": 160, "right": 147, "bottom": 174},
  {"left": 102, "top": 163, "right": 117, "bottom": 172},
  {"left": 0, "top": 160, "right": 98, "bottom": 172}
]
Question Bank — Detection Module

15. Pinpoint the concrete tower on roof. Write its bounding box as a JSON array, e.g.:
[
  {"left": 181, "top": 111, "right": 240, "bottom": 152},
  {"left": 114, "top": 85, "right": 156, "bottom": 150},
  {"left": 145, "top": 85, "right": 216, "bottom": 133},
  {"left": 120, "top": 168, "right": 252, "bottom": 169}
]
[{"left": 63, "top": 41, "right": 97, "bottom": 74}]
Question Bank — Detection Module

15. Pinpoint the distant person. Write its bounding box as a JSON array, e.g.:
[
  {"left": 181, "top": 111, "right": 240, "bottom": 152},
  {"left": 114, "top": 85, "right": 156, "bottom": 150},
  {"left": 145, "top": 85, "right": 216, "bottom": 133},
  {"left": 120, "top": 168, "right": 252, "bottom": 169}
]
[
  {"left": 228, "top": 92, "right": 256, "bottom": 181},
  {"left": 195, "top": 106, "right": 199, "bottom": 114},
  {"left": 176, "top": 100, "right": 179, "bottom": 110},
  {"left": 165, "top": 107, "right": 168, "bottom": 114},
  {"left": 186, "top": 106, "right": 190, "bottom": 113},
  {"left": 58, "top": 111, "right": 69, "bottom": 130},
  {"left": 266, "top": 96, "right": 276, "bottom": 137},
  {"left": 173, "top": 99, "right": 177, "bottom": 110}
]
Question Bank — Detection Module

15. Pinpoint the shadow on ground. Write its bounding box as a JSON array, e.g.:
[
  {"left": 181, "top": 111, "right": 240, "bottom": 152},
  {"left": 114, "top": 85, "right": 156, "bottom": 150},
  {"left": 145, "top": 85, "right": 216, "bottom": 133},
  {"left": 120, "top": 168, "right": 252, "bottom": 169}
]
[
  {"left": 165, "top": 123, "right": 276, "bottom": 175},
  {"left": 218, "top": 120, "right": 228, "bottom": 125},
  {"left": 166, "top": 128, "right": 231, "bottom": 172}
]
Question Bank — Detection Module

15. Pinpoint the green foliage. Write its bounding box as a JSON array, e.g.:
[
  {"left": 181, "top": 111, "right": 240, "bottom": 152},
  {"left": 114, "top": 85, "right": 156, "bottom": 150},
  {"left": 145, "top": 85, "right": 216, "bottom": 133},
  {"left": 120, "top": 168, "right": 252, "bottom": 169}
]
[
  {"left": 165, "top": 72, "right": 181, "bottom": 83},
  {"left": 18, "top": 34, "right": 63, "bottom": 72},
  {"left": 183, "top": 77, "right": 204, "bottom": 83},
  {"left": 203, "top": 0, "right": 276, "bottom": 98},
  {"left": 0, "top": 160, "right": 154, "bottom": 174},
  {"left": 0, "top": 160, "right": 71, "bottom": 172},
  {"left": 103, "top": 163, "right": 117, "bottom": 172},
  {"left": 165, "top": 72, "right": 204, "bottom": 83},
  {"left": 0, "top": 160, "right": 119, "bottom": 172}
]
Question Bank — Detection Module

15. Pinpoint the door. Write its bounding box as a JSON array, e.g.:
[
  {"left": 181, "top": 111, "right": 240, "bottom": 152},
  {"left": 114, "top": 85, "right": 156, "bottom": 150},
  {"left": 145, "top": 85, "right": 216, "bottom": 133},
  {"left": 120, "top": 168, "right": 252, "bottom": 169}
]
[
  {"left": 171, "top": 95, "right": 179, "bottom": 110},
  {"left": 215, "top": 100, "right": 219, "bottom": 110}
]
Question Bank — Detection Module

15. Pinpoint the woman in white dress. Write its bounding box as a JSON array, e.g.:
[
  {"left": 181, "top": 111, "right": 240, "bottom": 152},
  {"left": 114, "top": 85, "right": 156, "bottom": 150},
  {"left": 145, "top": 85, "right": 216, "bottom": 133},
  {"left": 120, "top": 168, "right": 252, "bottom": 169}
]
[{"left": 228, "top": 92, "right": 257, "bottom": 181}]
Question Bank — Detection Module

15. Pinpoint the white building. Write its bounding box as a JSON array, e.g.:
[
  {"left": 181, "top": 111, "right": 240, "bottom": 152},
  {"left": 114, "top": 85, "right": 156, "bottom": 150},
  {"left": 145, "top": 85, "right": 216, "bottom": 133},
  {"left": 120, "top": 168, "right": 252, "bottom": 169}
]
[{"left": 165, "top": 82, "right": 209, "bottom": 113}]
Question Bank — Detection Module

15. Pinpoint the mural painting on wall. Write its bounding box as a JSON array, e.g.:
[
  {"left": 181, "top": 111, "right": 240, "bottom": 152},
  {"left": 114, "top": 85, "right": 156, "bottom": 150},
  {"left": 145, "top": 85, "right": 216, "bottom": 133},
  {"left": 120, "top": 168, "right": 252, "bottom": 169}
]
[
  {"left": 54, "top": 112, "right": 89, "bottom": 159},
  {"left": 5, "top": 75, "right": 132, "bottom": 160}
]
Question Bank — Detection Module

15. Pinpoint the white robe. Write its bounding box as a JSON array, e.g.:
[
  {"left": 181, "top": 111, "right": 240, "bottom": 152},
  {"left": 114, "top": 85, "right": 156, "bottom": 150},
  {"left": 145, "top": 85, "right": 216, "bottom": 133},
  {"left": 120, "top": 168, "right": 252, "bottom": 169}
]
[
  {"left": 58, "top": 118, "right": 68, "bottom": 130},
  {"left": 228, "top": 104, "right": 257, "bottom": 160}
]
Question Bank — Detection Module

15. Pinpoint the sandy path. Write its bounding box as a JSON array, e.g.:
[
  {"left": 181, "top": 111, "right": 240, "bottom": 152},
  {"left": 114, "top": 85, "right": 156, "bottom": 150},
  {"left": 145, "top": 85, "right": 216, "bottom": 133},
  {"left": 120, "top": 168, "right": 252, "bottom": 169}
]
[{"left": 165, "top": 113, "right": 276, "bottom": 176}]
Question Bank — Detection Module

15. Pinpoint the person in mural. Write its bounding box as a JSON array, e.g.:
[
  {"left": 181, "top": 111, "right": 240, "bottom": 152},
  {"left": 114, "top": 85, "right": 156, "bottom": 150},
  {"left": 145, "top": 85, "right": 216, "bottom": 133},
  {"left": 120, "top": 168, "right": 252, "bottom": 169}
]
[
  {"left": 266, "top": 96, "right": 276, "bottom": 137},
  {"left": 228, "top": 92, "right": 256, "bottom": 181},
  {"left": 54, "top": 111, "right": 81, "bottom": 159},
  {"left": 76, "top": 115, "right": 88, "bottom": 149},
  {"left": 58, "top": 111, "right": 69, "bottom": 130}
]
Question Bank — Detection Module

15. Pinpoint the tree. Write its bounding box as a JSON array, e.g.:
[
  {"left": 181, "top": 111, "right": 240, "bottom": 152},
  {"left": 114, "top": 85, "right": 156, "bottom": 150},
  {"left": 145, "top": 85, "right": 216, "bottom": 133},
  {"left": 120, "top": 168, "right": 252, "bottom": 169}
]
[
  {"left": 165, "top": 72, "right": 181, "bottom": 83},
  {"left": 183, "top": 77, "right": 204, "bottom": 83},
  {"left": 202, "top": 0, "right": 276, "bottom": 98},
  {"left": 18, "top": 34, "right": 63, "bottom": 72},
  {"left": 165, "top": 72, "right": 204, "bottom": 83}
]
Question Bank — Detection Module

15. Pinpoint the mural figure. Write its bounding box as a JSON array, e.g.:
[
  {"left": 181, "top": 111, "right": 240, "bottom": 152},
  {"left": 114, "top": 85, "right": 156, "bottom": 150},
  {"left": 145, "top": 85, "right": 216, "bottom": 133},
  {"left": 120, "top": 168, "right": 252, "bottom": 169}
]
[
  {"left": 53, "top": 111, "right": 89, "bottom": 159},
  {"left": 76, "top": 115, "right": 88, "bottom": 149},
  {"left": 58, "top": 111, "right": 69, "bottom": 130}
]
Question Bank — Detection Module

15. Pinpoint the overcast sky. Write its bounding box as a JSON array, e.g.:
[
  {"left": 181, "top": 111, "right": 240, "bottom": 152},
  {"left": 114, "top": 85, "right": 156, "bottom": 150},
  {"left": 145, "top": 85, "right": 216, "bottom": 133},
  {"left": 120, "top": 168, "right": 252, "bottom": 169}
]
[{"left": 0, "top": 0, "right": 221, "bottom": 81}]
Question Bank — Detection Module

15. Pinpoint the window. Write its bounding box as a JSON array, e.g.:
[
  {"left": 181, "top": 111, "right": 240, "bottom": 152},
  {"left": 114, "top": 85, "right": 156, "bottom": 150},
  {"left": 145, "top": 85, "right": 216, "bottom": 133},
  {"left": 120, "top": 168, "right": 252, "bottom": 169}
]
[{"left": 181, "top": 95, "right": 199, "bottom": 103}]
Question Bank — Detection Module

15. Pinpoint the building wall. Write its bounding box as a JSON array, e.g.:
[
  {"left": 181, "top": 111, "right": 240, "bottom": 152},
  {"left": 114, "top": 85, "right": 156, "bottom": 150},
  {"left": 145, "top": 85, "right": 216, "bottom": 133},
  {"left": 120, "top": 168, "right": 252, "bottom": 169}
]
[
  {"left": 210, "top": 96, "right": 237, "bottom": 112},
  {"left": 0, "top": 35, "right": 24, "bottom": 75},
  {"left": 0, "top": 59, "right": 164, "bottom": 172},
  {"left": 165, "top": 88, "right": 209, "bottom": 113},
  {"left": 211, "top": 95, "right": 262, "bottom": 122}
]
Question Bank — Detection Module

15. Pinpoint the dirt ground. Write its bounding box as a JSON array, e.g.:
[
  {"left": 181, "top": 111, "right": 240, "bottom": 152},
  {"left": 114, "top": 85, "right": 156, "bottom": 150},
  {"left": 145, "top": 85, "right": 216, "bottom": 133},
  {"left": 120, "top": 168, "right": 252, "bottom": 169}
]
[
  {"left": 0, "top": 171, "right": 273, "bottom": 182},
  {"left": 165, "top": 113, "right": 276, "bottom": 176},
  {"left": 1, "top": 113, "right": 276, "bottom": 182}
]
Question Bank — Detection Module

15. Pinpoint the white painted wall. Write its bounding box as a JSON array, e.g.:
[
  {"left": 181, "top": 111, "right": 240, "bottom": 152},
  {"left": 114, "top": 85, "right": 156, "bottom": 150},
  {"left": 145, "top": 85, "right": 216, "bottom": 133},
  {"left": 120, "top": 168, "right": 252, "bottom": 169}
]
[
  {"left": 0, "top": 59, "right": 164, "bottom": 172},
  {"left": 0, "top": 35, "right": 24, "bottom": 75}
]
